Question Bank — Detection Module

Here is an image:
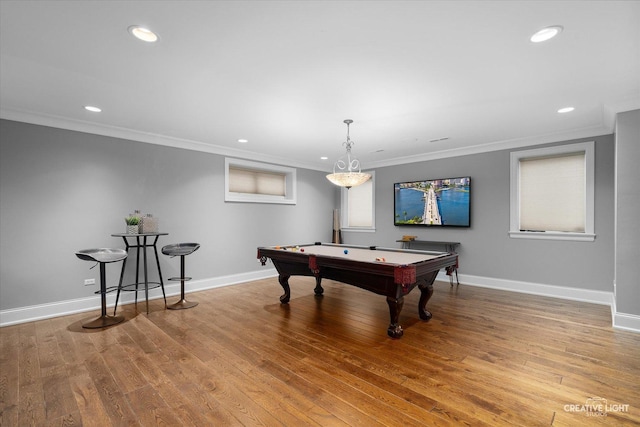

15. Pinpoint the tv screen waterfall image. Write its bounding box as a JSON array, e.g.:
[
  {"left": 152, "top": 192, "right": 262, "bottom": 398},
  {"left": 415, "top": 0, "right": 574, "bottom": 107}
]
[{"left": 394, "top": 177, "right": 471, "bottom": 227}]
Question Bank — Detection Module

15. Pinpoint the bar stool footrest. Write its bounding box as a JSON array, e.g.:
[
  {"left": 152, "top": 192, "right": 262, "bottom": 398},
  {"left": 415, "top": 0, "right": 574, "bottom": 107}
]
[
  {"left": 119, "top": 282, "right": 164, "bottom": 292},
  {"left": 168, "top": 277, "right": 192, "bottom": 282},
  {"left": 94, "top": 285, "right": 120, "bottom": 295}
]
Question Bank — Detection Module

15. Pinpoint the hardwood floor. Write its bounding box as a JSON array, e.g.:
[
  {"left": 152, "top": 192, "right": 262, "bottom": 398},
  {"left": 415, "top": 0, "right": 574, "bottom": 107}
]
[{"left": 1, "top": 278, "right": 639, "bottom": 426}]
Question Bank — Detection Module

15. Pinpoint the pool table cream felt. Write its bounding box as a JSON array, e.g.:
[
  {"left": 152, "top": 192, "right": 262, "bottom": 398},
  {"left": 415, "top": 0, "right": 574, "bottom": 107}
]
[{"left": 292, "top": 245, "right": 443, "bottom": 265}]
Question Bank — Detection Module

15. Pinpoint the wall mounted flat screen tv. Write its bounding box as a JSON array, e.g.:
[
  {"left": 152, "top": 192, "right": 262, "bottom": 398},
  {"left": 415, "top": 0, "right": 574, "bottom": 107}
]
[{"left": 394, "top": 176, "right": 471, "bottom": 227}]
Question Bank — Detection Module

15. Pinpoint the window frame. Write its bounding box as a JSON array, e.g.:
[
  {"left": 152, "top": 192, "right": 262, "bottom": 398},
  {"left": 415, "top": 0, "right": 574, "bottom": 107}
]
[
  {"left": 509, "top": 141, "right": 595, "bottom": 241},
  {"left": 340, "top": 171, "right": 376, "bottom": 232},
  {"left": 225, "top": 158, "right": 297, "bottom": 204}
]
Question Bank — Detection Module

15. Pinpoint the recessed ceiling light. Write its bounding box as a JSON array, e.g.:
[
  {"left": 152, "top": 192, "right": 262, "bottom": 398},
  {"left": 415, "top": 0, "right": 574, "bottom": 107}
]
[
  {"left": 558, "top": 107, "right": 575, "bottom": 113},
  {"left": 320, "top": 156, "right": 328, "bottom": 160},
  {"left": 237, "top": 139, "right": 248, "bottom": 143},
  {"left": 128, "top": 25, "right": 159, "bottom": 43},
  {"left": 530, "top": 26, "right": 563, "bottom": 43},
  {"left": 84, "top": 105, "right": 102, "bottom": 113}
]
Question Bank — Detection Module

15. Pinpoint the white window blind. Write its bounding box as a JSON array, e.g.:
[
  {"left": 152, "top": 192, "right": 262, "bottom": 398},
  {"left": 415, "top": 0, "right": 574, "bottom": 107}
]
[
  {"left": 347, "top": 179, "right": 373, "bottom": 227},
  {"left": 519, "top": 153, "right": 585, "bottom": 232},
  {"left": 342, "top": 174, "right": 374, "bottom": 229},
  {"left": 509, "top": 141, "right": 594, "bottom": 241},
  {"left": 228, "top": 167, "right": 286, "bottom": 196}
]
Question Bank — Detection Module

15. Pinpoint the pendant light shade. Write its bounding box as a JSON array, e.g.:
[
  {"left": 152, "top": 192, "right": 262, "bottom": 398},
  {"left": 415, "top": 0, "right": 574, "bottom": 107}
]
[{"left": 326, "top": 119, "right": 371, "bottom": 189}]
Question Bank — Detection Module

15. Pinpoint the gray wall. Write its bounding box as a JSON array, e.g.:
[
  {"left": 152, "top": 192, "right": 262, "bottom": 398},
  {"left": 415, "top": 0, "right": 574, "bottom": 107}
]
[
  {"left": 0, "top": 118, "right": 624, "bottom": 318},
  {"left": 615, "top": 110, "right": 640, "bottom": 316},
  {"left": 0, "top": 119, "right": 336, "bottom": 310},
  {"left": 343, "top": 134, "right": 616, "bottom": 292}
]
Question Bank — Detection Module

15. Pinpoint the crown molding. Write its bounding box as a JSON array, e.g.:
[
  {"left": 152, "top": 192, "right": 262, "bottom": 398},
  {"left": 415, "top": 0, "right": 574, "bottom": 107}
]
[
  {"left": 366, "top": 124, "right": 613, "bottom": 169},
  {"left": 0, "top": 108, "right": 327, "bottom": 172},
  {"left": 1, "top": 106, "right": 626, "bottom": 172}
]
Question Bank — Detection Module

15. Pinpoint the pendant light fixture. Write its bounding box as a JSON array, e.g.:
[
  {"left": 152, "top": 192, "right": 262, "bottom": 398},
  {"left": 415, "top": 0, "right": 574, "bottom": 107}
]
[{"left": 326, "top": 119, "right": 372, "bottom": 189}]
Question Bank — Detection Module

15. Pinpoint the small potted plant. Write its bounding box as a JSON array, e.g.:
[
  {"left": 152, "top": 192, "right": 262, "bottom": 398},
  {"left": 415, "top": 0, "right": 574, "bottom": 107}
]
[{"left": 125, "top": 216, "right": 140, "bottom": 234}]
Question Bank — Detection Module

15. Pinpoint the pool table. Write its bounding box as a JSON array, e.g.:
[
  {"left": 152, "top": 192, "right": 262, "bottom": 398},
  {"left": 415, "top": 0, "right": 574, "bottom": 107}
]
[{"left": 257, "top": 242, "right": 458, "bottom": 338}]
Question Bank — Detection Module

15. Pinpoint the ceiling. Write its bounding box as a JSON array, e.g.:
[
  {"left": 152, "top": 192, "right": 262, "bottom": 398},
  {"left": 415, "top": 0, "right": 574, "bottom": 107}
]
[{"left": 1, "top": 1, "right": 638, "bottom": 172}]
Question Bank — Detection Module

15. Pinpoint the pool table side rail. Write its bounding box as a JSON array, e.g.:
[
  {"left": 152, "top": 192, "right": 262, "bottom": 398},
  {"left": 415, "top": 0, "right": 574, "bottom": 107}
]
[
  {"left": 259, "top": 242, "right": 447, "bottom": 257},
  {"left": 257, "top": 244, "right": 458, "bottom": 287}
]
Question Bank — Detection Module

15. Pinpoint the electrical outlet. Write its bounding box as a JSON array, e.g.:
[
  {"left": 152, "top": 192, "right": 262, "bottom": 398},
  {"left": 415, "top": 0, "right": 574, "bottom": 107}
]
[{"left": 84, "top": 278, "right": 95, "bottom": 286}]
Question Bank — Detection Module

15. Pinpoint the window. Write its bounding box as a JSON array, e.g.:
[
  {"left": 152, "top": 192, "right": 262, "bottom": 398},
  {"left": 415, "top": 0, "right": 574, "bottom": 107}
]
[
  {"left": 225, "top": 158, "right": 296, "bottom": 204},
  {"left": 341, "top": 171, "right": 375, "bottom": 230},
  {"left": 228, "top": 168, "right": 285, "bottom": 196},
  {"left": 509, "top": 141, "right": 594, "bottom": 241}
]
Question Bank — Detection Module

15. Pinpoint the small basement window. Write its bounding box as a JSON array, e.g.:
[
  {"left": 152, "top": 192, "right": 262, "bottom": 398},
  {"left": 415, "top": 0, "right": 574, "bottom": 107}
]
[{"left": 225, "top": 158, "right": 297, "bottom": 204}]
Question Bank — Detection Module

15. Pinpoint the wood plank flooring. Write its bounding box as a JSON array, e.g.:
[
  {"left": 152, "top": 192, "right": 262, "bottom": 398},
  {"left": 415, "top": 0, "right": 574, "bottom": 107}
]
[{"left": 1, "top": 278, "right": 639, "bottom": 426}]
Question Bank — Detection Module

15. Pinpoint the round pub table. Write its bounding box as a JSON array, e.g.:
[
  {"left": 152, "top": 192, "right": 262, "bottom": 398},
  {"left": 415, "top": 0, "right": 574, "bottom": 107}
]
[{"left": 112, "top": 232, "right": 168, "bottom": 315}]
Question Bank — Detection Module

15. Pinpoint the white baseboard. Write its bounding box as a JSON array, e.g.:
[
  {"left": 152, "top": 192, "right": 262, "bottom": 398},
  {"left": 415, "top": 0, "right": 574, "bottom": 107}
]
[
  {"left": 0, "top": 269, "right": 277, "bottom": 327},
  {"left": 613, "top": 313, "right": 640, "bottom": 332},
  {"left": 611, "top": 297, "right": 640, "bottom": 332},
  {"left": 437, "top": 271, "right": 638, "bottom": 334},
  {"left": 2, "top": 269, "right": 638, "bottom": 334},
  {"left": 447, "top": 272, "right": 613, "bottom": 305}
]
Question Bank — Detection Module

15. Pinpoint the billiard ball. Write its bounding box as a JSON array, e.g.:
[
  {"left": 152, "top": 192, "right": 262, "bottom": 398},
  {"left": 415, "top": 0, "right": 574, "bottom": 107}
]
[
  {"left": 300, "top": 248, "right": 304, "bottom": 252},
  {"left": 344, "top": 249, "right": 349, "bottom": 254}
]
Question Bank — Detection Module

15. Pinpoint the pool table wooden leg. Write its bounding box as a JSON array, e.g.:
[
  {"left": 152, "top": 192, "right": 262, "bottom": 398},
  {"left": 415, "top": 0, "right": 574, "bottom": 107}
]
[
  {"left": 313, "top": 276, "right": 324, "bottom": 296},
  {"left": 386, "top": 296, "right": 405, "bottom": 338},
  {"left": 278, "top": 274, "right": 291, "bottom": 303},
  {"left": 418, "top": 279, "right": 434, "bottom": 321}
]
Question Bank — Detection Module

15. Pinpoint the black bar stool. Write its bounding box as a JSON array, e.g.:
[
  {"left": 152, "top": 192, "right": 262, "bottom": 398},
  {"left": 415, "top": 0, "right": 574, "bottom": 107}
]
[
  {"left": 161, "top": 243, "right": 200, "bottom": 309},
  {"left": 75, "top": 248, "right": 128, "bottom": 328}
]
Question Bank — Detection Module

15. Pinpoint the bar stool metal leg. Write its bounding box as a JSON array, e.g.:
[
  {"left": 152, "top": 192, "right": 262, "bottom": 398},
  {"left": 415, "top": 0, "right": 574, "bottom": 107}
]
[
  {"left": 168, "top": 254, "right": 198, "bottom": 310},
  {"left": 84, "top": 262, "right": 125, "bottom": 328}
]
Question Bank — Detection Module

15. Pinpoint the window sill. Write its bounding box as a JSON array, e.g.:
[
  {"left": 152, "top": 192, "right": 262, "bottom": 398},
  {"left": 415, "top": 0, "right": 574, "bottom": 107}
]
[
  {"left": 341, "top": 227, "right": 376, "bottom": 233},
  {"left": 225, "top": 193, "right": 296, "bottom": 205},
  {"left": 508, "top": 230, "right": 595, "bottom": 242}
]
